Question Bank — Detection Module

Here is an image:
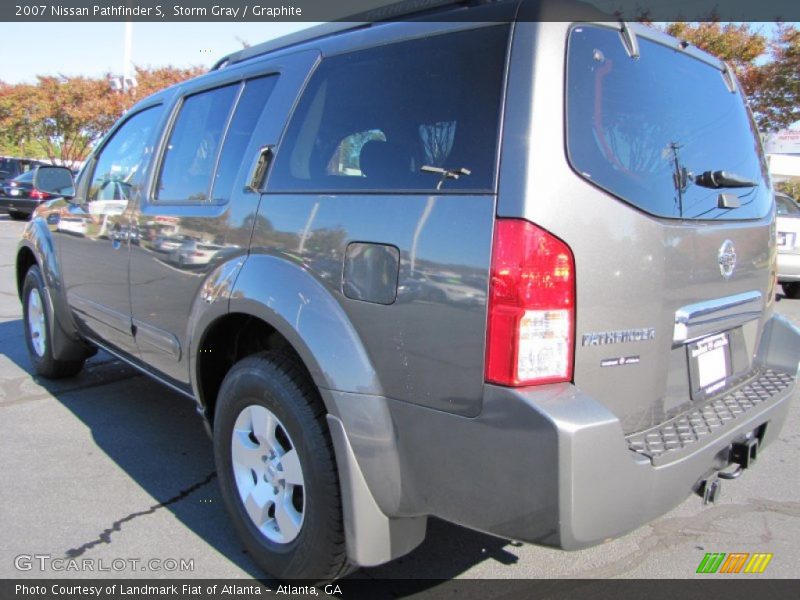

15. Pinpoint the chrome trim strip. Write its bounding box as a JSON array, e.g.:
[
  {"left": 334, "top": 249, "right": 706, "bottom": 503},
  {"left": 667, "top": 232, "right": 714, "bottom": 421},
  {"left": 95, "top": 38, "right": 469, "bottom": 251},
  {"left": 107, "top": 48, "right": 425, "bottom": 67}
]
[{"left": 674, "top": 291, "right": 763, "bottom": 344}]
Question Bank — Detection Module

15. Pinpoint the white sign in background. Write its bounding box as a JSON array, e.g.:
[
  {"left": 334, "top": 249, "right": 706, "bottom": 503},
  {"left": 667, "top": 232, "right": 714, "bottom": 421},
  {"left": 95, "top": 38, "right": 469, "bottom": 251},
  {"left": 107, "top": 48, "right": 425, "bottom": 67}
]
[{"left": 765, "top": 129, "right": 800, "bottom": 155}]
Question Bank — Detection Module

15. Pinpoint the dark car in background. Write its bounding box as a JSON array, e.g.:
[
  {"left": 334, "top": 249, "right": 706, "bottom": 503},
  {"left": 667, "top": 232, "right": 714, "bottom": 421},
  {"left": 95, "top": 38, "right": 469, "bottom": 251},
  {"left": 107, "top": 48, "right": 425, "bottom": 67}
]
[
  {"left": 0, "top": 168, "right": 71, "bottom": 220},
  {"left": 0, "top": 157, "right": 42, "bottom": 185}
]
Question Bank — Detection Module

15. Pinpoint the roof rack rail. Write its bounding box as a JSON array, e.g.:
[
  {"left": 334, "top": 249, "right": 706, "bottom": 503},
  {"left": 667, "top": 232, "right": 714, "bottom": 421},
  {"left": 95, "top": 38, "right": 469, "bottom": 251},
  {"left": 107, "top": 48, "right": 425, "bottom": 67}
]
[
  {"left": 211, "top": 0, "right": 474, "bottom": 71},
  {"left": 212, "top": 22, "right": 369, "bottom": 71}
]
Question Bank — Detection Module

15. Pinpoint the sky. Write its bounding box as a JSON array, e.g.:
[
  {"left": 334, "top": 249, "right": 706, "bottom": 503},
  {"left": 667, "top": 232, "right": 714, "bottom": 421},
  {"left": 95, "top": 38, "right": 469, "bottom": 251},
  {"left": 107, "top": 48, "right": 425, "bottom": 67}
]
[
  {"left": 1, "top": 20, "right": 794, "bottom": 85},
  {"left": 0, "top": 22, "right": 320, "bottom": 84}
]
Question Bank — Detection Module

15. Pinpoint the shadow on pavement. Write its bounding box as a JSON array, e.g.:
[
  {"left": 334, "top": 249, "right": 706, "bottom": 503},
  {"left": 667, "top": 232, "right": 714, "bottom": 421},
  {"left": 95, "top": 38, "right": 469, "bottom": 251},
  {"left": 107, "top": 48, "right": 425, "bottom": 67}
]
[{"left": 0, "top": 318, "right": 518, "bottom": 588}]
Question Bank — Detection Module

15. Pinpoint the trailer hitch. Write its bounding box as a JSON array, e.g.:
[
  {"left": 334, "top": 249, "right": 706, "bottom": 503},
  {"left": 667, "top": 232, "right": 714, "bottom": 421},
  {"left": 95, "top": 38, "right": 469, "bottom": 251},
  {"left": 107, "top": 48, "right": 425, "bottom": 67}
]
[{"left": 697, "top": 436, "right": 761, "bottom": 503}]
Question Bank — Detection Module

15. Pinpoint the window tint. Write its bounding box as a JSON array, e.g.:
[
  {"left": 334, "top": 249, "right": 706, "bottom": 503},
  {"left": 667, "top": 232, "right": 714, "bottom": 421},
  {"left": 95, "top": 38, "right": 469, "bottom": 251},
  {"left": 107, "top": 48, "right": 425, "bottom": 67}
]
[
  {"left": 269, "top": 25, "right": 509, "bottom": 192},
  {"left": 156, "top": 84, "right": 238, "bottom": 203},
  {"left": 567, "top": 25, "right": 770, "bottom": 220},
  {"left": 89, "top": 106, "right": 161, "bottom": 202},
  {"left": 211, "top": 76, "right": 278, "bottom": 203},
  {"left": 327, "top": 129, "right": 386, "bottom": 177}
]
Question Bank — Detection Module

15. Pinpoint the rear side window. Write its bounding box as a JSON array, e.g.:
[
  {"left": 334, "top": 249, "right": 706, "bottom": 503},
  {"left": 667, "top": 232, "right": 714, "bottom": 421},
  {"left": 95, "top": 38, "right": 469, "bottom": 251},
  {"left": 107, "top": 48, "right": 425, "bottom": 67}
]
[
  {"left": 156, "top": 84, "right": 238, "bottom": 203},
  {"left": 268, "top": 25, "right": 509, "bottom": 193},
  {"left": 566, "top": 25, "right": 771, "bottom": 220}
]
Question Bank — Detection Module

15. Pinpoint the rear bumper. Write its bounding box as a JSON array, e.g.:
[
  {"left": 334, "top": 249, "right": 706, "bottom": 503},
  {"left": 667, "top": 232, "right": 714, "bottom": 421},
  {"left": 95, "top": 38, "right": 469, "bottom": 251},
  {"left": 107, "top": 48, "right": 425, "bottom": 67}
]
[
  {"left": 0, "top": 197, "right": 38, "bottom": 214},
  {"left": 328, "top": 314, "right": 799, "bottom": 562},
  {"left": 778, "top": 251, "right": 800, "bottom": 282}
]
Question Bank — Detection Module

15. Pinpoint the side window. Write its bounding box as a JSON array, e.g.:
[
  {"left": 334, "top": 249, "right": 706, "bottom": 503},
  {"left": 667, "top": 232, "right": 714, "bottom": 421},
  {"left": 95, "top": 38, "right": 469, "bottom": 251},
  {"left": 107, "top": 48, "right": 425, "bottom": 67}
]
[
  {"left": 268, "top": 25, "right": 509, "bottom": 192},
  {"left": 211, "top": 75, "right": 278, "bottom": 203},
  {"left": 88, "top": 106, "right": 161, "bottom": 202},
  {"left": 156, "top": 84, "right": 238, "bottom": 203}
]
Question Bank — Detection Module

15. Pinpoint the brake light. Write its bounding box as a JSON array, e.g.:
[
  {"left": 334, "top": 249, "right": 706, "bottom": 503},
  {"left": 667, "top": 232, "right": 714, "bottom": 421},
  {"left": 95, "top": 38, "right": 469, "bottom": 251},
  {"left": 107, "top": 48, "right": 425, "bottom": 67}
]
[
  {"left": 485, "top": 219, "right": 575, "bottom": 386},
  {"left": 31, "top": 189, "right": 50, "bottom": 200}
]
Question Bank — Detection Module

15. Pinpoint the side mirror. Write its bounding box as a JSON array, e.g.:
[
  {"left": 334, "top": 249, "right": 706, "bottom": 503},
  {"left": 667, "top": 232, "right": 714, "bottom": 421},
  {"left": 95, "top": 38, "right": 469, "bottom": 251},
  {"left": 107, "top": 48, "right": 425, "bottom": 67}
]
[{"left": 33, "top": 166, "right": 75, "bottom": 200}]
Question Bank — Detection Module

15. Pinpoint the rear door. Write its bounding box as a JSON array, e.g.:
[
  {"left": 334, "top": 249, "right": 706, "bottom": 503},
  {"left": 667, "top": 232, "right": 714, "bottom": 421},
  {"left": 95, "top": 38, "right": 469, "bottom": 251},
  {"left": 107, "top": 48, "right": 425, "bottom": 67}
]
[
  {"left": 128, "top": 51, "right": 317, "bottom": 384},
  {"left": 502, "top": 23, "right": 775, "bottom": 434},
  {"left": 252, "top": 24, "right": 511, "bottom": 417}
]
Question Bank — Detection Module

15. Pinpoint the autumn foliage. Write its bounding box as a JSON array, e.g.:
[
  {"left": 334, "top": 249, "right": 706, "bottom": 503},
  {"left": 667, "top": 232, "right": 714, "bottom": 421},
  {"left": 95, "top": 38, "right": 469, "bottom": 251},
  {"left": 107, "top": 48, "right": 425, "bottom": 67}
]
[
  {"left": 1, "top": 23, "right": 799, "bottom": 166},
  {"left": 664, "top": 22, "right": 800, "bottom": 132},
  {"left": 0, "top": 65, "right": 204, "bottom": 165}
]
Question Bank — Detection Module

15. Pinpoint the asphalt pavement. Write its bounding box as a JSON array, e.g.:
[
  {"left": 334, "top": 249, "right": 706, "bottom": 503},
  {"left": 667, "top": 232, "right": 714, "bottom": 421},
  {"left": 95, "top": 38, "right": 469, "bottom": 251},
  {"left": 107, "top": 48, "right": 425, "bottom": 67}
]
[{"left": 1, "top": 214, "right": 798, "bottom": 583}]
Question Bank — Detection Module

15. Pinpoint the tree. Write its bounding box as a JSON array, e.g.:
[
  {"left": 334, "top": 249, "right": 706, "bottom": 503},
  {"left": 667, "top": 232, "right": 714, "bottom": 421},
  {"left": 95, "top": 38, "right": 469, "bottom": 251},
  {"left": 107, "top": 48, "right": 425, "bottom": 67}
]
[
  {"left": 754, "top": 24, "right": 800, "bottom": 132},
  {"left": 0, "top": 66, "right": 204, "bottom": 164},
  {"left": 777, "top": 180, "right": 800, "bottom": 201},
  {"left": 131, "top": 65, "right": 205, "bottom": 102},
  {"left": 663, "top": 22, "right": 800, "bottom": 132}
]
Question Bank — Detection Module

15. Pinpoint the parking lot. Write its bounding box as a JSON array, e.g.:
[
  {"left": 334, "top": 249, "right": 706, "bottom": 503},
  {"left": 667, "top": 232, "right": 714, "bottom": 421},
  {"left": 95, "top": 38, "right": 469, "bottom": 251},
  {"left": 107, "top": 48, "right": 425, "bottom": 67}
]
[{"left": 1, "top": 214, "right": 798, "bottom": 582}]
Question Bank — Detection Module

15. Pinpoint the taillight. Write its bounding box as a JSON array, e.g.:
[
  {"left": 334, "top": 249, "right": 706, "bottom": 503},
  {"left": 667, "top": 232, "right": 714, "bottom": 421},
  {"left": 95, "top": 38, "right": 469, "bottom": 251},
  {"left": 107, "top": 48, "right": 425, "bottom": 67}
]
[
  {"left": 31, "top": 189, "right": 50, "bottom": 200},
  {"left": 485, "top": 219, "right": 575, "bottom": 387}
]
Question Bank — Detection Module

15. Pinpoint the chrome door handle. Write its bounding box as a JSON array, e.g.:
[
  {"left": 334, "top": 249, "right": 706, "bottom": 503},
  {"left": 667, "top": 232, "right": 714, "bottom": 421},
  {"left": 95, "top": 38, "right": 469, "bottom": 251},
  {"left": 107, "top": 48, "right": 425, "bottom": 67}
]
[{"left": 246, "top": 145, "right": 274, "bottom": 193}]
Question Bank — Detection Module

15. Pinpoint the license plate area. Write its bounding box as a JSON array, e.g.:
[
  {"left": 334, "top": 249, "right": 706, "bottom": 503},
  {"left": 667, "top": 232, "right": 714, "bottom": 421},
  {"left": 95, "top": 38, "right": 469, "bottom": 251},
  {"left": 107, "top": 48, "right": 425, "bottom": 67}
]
[
  {"left": 778, "top": 232, "right": 795, "bottom": 248},
  {"left": 688, "top": 332, "right": 732, "bottom": 401}
]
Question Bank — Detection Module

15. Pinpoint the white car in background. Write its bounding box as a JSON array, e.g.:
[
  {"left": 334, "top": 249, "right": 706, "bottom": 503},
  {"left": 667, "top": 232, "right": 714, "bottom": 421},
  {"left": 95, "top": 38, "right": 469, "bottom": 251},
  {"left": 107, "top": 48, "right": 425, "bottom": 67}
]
[{"left": 776, "top": 193, "right": 800, "bottom": 298}]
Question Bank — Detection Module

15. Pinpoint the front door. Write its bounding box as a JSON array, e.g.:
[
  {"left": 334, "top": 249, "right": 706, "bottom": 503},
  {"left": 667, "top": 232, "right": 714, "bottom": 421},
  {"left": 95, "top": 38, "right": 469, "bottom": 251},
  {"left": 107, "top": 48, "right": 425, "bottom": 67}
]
[{"left": 58, "top": 105, "right": 163, "bottom": 356}]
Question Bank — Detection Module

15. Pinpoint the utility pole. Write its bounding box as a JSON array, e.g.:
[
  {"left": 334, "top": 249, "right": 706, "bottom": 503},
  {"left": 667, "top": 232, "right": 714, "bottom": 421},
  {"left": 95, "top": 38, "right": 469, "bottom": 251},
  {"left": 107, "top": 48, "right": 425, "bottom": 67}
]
[
  {"left": 123, "top": 21, "right": 133, "bottom": 92},
  {"left": 109, "top": 21, "right": 137, "bottom": 94}
]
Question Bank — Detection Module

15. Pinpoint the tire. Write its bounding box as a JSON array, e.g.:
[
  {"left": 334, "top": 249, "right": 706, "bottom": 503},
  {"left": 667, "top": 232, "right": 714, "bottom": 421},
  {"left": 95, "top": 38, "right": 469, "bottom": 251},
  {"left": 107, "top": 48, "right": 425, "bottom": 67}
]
[
  {"left": 9, "top": 211, "right": 29, "bottom": 221},
  {"left": 22, "top": 265, "right": 85, "bottom": 379},
  {"left": 783, "top": 282, "right": 800, "bottom": 299},
  {"left": 213, "top": 352, "right": 349, "bottom": 582}
]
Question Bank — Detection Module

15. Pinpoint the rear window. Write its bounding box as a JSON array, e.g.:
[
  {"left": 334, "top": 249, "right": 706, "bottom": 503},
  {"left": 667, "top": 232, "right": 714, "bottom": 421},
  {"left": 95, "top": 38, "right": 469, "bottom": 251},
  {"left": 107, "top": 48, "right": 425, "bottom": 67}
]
[
  {"left": 566, "top": 25, "right": 770, "bottom": 220},
  {"left": 0, "top": 158, "right": 22, "bottom": 180},
  {"left": 13, "top": 170, "right": 35, "bottom": 183},
  {"left": 268, "top": 25, "right": 509, "bottom": 193}
]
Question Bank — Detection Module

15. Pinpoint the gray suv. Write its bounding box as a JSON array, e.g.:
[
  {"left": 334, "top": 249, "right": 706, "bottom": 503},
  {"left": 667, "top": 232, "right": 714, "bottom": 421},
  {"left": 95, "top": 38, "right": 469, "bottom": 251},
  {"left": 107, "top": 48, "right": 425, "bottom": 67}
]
[{"left": 16, "top": 1, "right": 800, "bottom": 581}]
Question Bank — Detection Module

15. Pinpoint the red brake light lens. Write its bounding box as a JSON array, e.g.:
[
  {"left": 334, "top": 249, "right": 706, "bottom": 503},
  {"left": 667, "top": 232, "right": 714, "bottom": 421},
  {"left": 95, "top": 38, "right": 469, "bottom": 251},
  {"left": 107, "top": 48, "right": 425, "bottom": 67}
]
[
  {"left": 31, "top": 189, "right": 50, "bottom": 200},
  {"left": 485, "top": 219, "right": 575, "bottom": 386}
]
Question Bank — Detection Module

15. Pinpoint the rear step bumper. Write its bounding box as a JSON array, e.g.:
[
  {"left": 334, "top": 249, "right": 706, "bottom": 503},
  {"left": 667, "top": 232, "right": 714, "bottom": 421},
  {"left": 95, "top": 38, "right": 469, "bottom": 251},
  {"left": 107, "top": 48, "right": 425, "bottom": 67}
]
[
  {"left": 626, "top": 368, "right": 792, "bottom": 465},
  {"left": 327, "top": 315, "right": 798, "bottom": 561},
  {"left": 484, "top": 362, "right": 794, "bottom": 551},
  {"left": 496, "top": 314, "right": 799, "bottom": 550}
]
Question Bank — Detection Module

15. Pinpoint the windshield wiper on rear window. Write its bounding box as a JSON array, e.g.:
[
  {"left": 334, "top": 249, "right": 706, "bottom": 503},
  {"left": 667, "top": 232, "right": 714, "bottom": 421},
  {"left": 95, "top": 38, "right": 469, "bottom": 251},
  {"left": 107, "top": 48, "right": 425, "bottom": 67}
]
[
  {"left": 420, "top": 165, "right": 471, "bottom": 190},
  {"left": 692, "top": 170, "right": 757, "bottom": 189}
]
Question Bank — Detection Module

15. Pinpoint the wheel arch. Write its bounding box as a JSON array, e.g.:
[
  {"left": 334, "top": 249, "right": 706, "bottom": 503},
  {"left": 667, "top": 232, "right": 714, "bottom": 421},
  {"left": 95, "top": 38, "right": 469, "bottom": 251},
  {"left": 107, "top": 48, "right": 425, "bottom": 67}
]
[
  {"left": 189, "top": 253, "right": 382, "bottom": 424},
  {"left": 188, "top": 254, "right": 423, "bottom": 568},
  {"left": 16, "top": 220, "right": 89, "bottom": 361},
  {"left": 16, "top": 244, "right": 37, "bottom": 300}
]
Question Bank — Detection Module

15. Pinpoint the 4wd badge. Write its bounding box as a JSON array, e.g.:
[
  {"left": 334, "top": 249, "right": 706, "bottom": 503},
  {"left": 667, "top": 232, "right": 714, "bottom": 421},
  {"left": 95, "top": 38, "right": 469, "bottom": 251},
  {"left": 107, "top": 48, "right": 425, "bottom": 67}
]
[{"left": 718, "top": 240, "right": 737, "bottom": 279}]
